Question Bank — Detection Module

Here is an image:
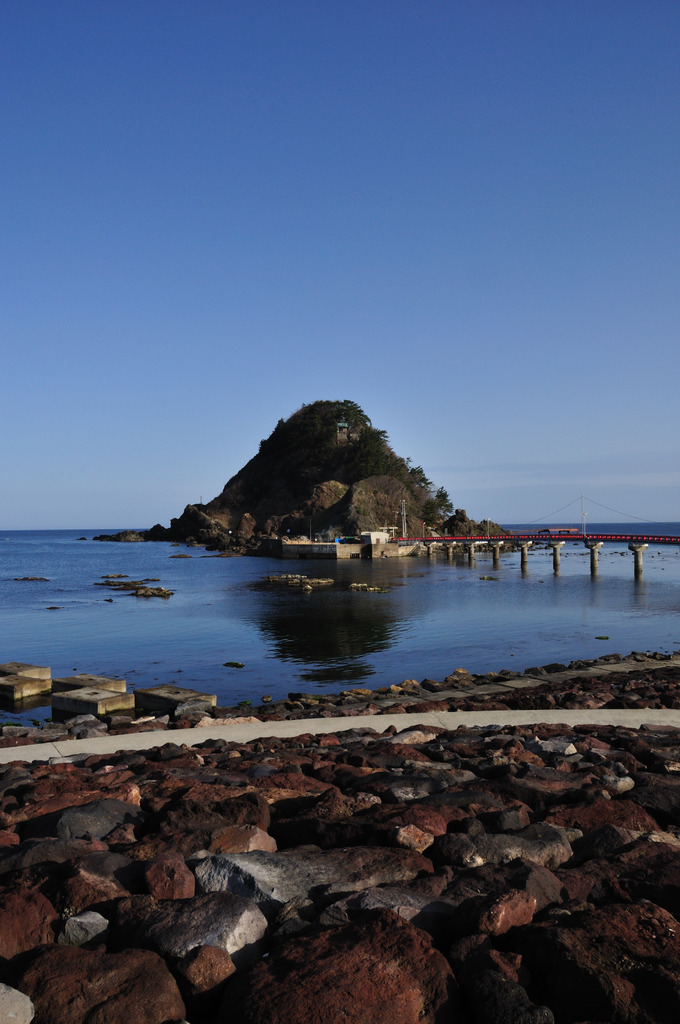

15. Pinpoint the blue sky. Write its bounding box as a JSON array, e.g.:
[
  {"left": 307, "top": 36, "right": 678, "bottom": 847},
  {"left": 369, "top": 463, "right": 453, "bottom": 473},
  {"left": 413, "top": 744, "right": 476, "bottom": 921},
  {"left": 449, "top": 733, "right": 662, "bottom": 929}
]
[{"left": 2, "top": 1, "right": 679, "bottom": 529}]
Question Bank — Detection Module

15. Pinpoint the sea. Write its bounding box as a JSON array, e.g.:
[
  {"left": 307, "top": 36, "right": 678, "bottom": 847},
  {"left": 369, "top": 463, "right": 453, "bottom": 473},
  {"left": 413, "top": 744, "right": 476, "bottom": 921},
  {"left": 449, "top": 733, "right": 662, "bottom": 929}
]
[{"left": 1, "top": 525, "right": 680, "bottom": 725}]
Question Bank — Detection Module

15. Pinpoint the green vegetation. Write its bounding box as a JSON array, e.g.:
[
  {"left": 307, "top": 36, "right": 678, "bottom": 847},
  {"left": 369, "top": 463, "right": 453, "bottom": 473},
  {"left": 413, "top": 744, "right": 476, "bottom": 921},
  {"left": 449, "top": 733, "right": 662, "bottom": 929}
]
[
  {"left": 202, "top": 398, "right": 460, "bottom": 541},
  {"left": 257, "top": 400, "right": 452, "bottom": 526},
  {"left": 422, "top": 486, "right": 454, "bottom": 526}
]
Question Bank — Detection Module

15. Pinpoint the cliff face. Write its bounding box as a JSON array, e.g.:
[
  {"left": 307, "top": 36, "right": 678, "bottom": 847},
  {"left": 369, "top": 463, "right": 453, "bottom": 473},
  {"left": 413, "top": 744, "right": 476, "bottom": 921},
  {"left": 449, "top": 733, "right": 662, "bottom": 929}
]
[{"left": 138, "top": 400, "right": 500, "bottom": 552}]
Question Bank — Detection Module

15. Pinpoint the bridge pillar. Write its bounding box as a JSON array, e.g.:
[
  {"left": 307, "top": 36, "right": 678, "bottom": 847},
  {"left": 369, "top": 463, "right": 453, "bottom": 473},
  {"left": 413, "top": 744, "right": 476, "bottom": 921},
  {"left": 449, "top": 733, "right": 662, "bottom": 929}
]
[
  {"left": 519, "top": 542, "right": 532, "bottom": 571},
  {"left": 427, "top": 542, "right": 436, "bottom": 558},
  {"left": 446, "top": 543, "right": 454, "bottom": 561},
  {"left": 490, "top": 542, "right": 503, "bottom": 568},
  {"left": 549, "top": 541, "right": 565, "bottom": 572},
  {"left": 464, "top": 542, "right": 478, "bottom": 564},
  {"left": 628, "top": 543, "right": 648, "bottom": 577},
  {"left": 585, "top": 540, "right": 604, "bottom": 575}
]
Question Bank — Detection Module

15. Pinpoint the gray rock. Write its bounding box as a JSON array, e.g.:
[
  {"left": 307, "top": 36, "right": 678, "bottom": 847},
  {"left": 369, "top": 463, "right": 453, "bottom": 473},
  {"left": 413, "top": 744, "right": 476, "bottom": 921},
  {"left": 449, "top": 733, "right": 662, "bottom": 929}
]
[
  {"left": 526, "top": 736, "right": 578, "bottom": 757},
  {"left": 113, "top": 893, "right": 267, "bottom": 969},
  {"left": 55, "top": 799, "right": 145, "bottom": 841},
  {"left": 373, "top": 774, "right": 448, "bottom": 802},
  {"left": 434, "top": 824, "right": 572, "bottom": 870},
  {"left": 21, "top": 799, "right": 145, "bottom": 842},
  {"left": 193, "top": 847, "right": 430, "bottom": 919},
  {"left": 0, "top": 838, "right": 105, "bottom": 876},
  {"left": 570, "top": 824, "right": 636, "bottom": 864},
  {"left": 600, "top": 772, "right": 635, "bottom": 795},
  {"left": 59, "top": 910, "right": 110, "bottom": 946},
  {"left": 68, "top": 850, "right": 143, "bottom": 897},
  {"left": 319, "top": 885, "right": 458, "bottom": 940},
  {"left": 0, "top": 982, "right": 35, "bottom": 1023}
]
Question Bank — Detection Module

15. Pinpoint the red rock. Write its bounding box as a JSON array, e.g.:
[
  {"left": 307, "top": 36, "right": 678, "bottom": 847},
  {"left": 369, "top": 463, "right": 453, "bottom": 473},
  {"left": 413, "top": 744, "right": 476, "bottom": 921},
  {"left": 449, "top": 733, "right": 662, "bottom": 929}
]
[
  {"left": 209, "top": 824, "right": 277, "bottom": 854},
  {"left": 0, "top": 736, "right": 33, "bottom": 750},
  {"left": 455, "top": 889, "right": 537, "bottom": 938},
  {"left": 445, "top": 861, "right": 564, "bottom": 914},
  {"left": 103, "top": 821, "right": 138, "bottom": 847},
  {"left": 252, "top": 771, "right": 330, "bottom": 794},
  {"left": 449, "top": 934, "right": 527, "bottom": 987},
  {"left": 393, "top": 805, "right": 449, "bottom": 836},
  {"left": 0, "top": 889, "right": 57, "bottom": 958},
  {"left": 224, "top": 909, "right": 461, "bottom": 1024},
  {"left": 54, "top": 851, "right": 141, "bottom": 915},
  {"left": 13, "top": 945, "right": 186, "bottom": 1024},
  {"left": 390, "top": 823, "right": 434, "bottom": 853},
  {"left": 144, "top": 850, "right": 195, "bottom": 899},
  {"left": 172, "top": 944, "right": 235, "bottom": 1019},
  {"left": 510, "top": 901, "right": 680, "bottom": 1023},
  {"left": 375, "top": 741, "right": 432, "bottom": 761},
  {"left": 545, "top": 796, "right": 660, "bottom": 833},
  {"left": 559, "top": 839, "right": 680, "bottom": 918},
  {"left": 499, "top": 765, "right": 603, "bottom": 812}
]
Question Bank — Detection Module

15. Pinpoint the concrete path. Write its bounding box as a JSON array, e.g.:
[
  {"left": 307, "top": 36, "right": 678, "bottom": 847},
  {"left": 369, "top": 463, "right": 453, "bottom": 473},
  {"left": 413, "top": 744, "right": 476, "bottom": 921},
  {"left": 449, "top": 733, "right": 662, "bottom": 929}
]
[{"left": 2, "top": 706, "right": 680, "bottom": 766}]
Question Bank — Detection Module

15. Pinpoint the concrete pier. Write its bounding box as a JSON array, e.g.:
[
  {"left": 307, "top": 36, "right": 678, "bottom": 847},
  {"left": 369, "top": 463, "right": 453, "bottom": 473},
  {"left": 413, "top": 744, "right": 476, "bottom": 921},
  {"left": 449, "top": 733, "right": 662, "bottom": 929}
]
[
  {"left": 549, "top": 541, "right": 565, "bottom": 572},
  {"left": 446, "top": 543, "right": 454, "bottom": 561},
  {"left": 629, "top": 542, "right": 648, "bottom": 577},
  {"left": 464, "top": 542, "right": 479, "bottom": 564},
  {"left": 585, "top": 540, "right": 604, "bottom": 574},
  {"left": 519, "top": 542, "right": 532, "bottom": 571},
  {"left": 490, "top": 542, "right": 503, "bottom": 568}
]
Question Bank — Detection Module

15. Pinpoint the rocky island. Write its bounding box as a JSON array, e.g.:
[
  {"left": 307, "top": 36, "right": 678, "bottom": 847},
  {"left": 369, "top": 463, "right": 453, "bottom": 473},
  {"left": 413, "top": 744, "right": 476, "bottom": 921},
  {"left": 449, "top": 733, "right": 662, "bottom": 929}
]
[{"left": 95, "top": 400, "right": 505, "bottom": 553}]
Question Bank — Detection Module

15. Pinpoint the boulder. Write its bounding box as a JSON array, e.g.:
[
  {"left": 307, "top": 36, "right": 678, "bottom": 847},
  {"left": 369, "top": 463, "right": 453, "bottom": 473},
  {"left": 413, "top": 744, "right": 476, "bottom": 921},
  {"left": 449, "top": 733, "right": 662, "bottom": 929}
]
[
  {"left": 54, "top": 851, "right": 143, "bottom": 915},
  {"left": 144, "top": 850, "right": 195, "bottom": 899},
  {"left": 510, "top": 901, "right": 680, "bottom": 1023},
  {"left": 463, "top": 969, "right": 554, "bottom": 1024},
  {"left": 111, "top": 892, "right": 267, "bottom": 969},
  {"left": 171, "top": 944, "right": 236, "bottom": 1020},
  {"left": 433, "top": 824, "right": 572, "bottom": 871},
  {"left": 193, "top": 846, "right": 432, "bottom": 919},
  {"left": 209, "top": 824, "right": 277, "bottom": 855},
  {"left": 12, "top": 945, "right": 185, "bottom": 1024},
  {"left": 0, "top": 838, "right": 108, "bottom": 877},
  {"left": 21, "top": 798, "right": 145, "bottom": 842},
  {"left": 58, "top": 910, "right": 110, "bottom": 946},
  {"left": 0, "top": 889, "right": 58, "bottom": 959},
  {"left": 0, "top": 983, "right": 34, "bottom": 1024},
  {"left": 223, "top": 909, "right": 459, "bottom": 1024}
]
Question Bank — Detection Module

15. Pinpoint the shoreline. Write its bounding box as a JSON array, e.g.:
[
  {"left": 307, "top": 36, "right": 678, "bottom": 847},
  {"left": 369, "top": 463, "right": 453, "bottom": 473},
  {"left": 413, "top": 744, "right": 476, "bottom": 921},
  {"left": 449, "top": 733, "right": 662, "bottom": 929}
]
[
  {"left": 2, "top": 650, "right": 680, "bottom": 1021},
  {"left": 2, "top": 648, "right": 680, "bottom": 757}
]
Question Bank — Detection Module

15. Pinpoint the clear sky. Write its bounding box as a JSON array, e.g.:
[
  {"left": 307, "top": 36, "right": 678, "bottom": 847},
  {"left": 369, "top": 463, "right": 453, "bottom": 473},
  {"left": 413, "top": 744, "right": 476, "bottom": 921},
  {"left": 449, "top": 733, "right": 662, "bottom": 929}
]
[{"left": 2, "top": 1, "right": 679, "bottom": 529}]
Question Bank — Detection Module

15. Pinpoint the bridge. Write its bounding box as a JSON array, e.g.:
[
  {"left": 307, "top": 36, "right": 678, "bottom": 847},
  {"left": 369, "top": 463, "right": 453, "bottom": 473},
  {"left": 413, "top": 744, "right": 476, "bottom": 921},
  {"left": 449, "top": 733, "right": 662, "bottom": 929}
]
[{"left": 401, "top": 531, "right": 680, "bottom": 577}]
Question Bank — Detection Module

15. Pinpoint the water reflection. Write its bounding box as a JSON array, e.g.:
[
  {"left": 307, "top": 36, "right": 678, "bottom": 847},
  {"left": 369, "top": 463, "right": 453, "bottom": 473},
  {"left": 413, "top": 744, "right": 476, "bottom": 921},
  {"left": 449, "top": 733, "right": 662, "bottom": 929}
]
[{"left": 250, "top": 587, "right": 402, "bottom": 685}]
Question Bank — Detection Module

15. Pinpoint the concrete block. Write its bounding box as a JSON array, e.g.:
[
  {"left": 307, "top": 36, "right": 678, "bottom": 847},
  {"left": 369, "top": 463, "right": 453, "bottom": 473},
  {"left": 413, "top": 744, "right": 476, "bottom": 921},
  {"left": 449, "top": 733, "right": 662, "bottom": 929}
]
[
  {"left": 52, "top": 688, "right": 135, "bottom": 716},
  {"left": 0, "top": 662, "right": 51, "bottom": 681},
  {"left": 135, "top": 684, "right": 217, "bottom": 713},
  {"left": 0, "top": 674, "right": 52, "bottom": 700},
  {"left": 52, "top": 674, "right": 127, "bottom": 693}
]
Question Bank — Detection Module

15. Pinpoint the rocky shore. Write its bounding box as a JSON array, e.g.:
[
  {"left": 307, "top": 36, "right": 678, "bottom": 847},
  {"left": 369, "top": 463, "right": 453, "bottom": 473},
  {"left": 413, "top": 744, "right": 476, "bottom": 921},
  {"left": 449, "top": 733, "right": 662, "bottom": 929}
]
[
  {"left": 1, "top": 650, "right": 680, "bottom": 751},
  {"left": 1, "top": 653, "right": 680, "bottom": 1022}
]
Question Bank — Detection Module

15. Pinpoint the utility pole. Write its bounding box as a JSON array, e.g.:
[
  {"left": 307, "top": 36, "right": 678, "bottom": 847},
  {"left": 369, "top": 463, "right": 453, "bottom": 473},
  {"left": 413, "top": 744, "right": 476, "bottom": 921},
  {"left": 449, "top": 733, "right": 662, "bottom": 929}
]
[
  {"left": 581, "top": 495, "right": 588, "bottom": 537},
  {"left": 401, "top": 499, "right": 407, "bottom": 538}
]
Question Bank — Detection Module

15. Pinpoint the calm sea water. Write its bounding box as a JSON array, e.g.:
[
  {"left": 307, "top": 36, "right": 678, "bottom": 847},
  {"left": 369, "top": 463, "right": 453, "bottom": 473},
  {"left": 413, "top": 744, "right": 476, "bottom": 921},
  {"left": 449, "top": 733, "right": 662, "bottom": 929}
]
[{"left": 1, "top": 525, "right": 679, "bottom": 724}]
